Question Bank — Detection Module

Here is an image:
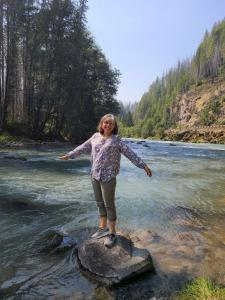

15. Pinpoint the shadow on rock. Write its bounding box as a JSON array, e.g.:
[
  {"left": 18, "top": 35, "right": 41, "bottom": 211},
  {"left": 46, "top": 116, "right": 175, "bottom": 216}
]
[{"left": 90, "top": 265, "right": 192, "bottom": 300}]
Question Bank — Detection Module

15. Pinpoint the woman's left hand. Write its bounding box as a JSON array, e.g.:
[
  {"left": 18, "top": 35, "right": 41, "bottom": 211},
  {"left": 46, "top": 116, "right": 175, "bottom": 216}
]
[{"left": 144, "top": 165, "right": 152, "bottom": 177}]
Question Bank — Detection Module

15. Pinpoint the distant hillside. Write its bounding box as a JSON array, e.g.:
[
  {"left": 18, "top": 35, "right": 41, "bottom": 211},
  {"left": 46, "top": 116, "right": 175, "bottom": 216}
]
[{"left": 119, "top": 19, "right": 225, "bottom": 143}]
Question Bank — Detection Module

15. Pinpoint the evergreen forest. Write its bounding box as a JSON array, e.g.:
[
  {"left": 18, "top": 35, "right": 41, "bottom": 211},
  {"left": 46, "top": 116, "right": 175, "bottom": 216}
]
[{"left": 0, "top": 0, "right": 120, "bottom": 142}]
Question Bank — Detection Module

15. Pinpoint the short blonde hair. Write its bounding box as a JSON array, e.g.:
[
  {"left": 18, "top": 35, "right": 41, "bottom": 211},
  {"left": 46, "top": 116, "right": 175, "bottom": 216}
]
[{"left": 97, "top": 114, "right": 118, "bottom": 134}]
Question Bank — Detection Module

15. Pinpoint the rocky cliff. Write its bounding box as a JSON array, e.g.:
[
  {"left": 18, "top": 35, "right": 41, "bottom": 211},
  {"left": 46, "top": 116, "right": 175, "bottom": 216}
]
[
  {"left": 172, "top": 79, "right": 225, "bottom": 126},
  {"left": 165, "top": 79, "right": 225, "bottom": 143}
]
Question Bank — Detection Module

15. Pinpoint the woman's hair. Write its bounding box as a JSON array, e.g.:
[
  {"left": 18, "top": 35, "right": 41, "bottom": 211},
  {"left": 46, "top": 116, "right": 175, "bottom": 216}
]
[{"left": 97, "top": 114, "right": 118, "bottom": 135}]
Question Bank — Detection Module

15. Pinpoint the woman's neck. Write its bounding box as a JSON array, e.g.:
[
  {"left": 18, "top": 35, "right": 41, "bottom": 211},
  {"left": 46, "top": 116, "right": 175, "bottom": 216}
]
[{"left": 102, "top": 132, "right": 112, "bottom": 138}]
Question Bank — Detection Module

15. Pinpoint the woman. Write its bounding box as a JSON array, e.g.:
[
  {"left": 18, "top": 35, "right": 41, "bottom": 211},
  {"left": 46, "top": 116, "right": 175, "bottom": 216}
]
[{"left": 59, "top": 114, "right": 152, "bottom": 248}]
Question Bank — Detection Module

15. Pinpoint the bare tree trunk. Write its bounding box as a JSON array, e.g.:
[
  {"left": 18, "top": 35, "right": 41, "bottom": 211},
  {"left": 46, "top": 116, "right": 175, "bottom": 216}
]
[
  {"left": 3, "top": 1, "right": 20, "bottom": 125},
  {"left": 0, "top": 1, "right": 4, "bottom": 130}
]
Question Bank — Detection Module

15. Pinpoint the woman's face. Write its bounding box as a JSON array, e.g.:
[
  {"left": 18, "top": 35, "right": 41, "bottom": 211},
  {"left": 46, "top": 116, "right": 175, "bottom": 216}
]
[{"left": 101, "top": 118, "right": 115, "bottom": 135}]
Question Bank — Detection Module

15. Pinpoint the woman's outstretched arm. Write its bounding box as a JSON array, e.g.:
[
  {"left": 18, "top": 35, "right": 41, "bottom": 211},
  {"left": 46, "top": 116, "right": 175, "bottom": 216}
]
[
  {"left": 59, "top": 135, "right": 93, "bottom": 160},
  {"left": 118, "top": 139, "right": 152, "bottom": 177}
]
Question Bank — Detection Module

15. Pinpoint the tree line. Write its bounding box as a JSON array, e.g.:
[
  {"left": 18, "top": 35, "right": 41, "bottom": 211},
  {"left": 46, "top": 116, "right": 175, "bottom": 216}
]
[
  {"left": 119, "top": 19, "right": 225, "bottom": 138},
  {"left": 0, "top": 0, "right": 120, "bottom": 142}
]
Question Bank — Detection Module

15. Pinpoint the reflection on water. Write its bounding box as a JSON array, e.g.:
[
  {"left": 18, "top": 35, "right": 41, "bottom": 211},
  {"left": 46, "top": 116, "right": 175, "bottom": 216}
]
[{"left": 0, "top": 140, "right": 225, "bottom": 299}]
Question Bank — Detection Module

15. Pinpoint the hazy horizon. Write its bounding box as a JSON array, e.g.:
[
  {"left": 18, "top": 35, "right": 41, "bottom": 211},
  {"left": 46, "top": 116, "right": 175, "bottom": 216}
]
[{"left": 87, "top": 0, "right": 225, "bottom": 104}]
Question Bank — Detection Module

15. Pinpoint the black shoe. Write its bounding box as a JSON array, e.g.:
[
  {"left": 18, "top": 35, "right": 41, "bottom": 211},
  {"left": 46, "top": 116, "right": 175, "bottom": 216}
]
[{"left": 104, "top": 233, "right": 117, "bottom": 248}]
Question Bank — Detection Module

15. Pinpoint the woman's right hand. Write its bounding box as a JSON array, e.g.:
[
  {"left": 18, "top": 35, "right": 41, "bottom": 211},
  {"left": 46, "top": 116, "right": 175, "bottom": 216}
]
[
  {"left": 58, "top": 154, "right": 70, "bottom": 160},
  {"left": 144, "top": 165, "right": 152, "bottom": 177}
]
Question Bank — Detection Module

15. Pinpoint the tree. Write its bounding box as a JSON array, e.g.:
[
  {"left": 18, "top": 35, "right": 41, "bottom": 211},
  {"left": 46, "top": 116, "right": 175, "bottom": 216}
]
[{"left": 0, "top": 0, "right": 120, "bottom": 141}]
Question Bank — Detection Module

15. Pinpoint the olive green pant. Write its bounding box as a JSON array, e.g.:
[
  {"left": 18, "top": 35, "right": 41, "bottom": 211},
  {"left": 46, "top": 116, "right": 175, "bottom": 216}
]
[{"left": 92, "top": 177, "right": 117, "bottom": 221}]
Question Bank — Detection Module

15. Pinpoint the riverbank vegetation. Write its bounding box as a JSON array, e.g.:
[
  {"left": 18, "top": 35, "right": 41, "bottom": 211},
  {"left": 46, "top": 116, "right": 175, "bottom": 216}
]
[
  {"left": 0, "top": 132, "right": 18, "bottom": 143},
  {"left": 0, "top": 0, "right": 120, "bottom": 143},
  {"left": 173, "top": 277, "right": 225, "bottom": 300}
]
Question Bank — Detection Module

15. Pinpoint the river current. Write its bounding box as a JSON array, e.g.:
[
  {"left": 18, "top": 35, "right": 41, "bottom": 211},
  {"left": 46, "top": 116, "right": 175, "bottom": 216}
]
[{"left": 0, "top": 139, "right": 225, "bottom": 299}]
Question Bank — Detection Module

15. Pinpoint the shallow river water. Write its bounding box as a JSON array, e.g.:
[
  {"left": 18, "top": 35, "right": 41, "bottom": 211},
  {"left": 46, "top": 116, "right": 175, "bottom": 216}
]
[{"left": 0, "top": 139, "right": 225, "bottom": 299}]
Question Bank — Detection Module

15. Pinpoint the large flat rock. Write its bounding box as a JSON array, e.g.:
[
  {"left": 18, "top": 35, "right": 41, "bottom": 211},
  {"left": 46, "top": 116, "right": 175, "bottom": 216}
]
[{"left": 76, "top": 230, "right": 154, "bottom": 285}]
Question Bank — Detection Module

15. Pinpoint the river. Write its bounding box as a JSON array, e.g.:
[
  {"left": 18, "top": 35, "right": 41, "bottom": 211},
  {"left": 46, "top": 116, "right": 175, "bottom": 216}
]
[{"left": 0, "top": 139, "right": 225, "bottom": 299}]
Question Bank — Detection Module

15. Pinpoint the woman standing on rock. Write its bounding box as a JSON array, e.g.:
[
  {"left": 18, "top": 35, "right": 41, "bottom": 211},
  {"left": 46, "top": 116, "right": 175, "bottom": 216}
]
[{"left": 59, "top": 114, "right": 152, "bottom": 248}]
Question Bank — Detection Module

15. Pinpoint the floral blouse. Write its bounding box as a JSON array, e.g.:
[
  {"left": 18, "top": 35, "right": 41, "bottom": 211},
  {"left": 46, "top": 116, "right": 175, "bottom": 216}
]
[{"left": 68, "top": 133, "right": 146, "bottom": 182}]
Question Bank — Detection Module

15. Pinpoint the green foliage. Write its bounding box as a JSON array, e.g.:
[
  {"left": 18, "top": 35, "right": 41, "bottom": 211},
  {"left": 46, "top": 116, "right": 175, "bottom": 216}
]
[
  {"left": 123, "top": 110, "right": 133, "bottom": 127},
  {"left": 0, "top": 133, "right": 16, "bottom": 143},
  {"left": 0, "top": 0, "right": 120, "bottom": 142},
  {"left": 197, "top": 80, "right": 203, "bottom": 86},
  {"left": 217, "top": 119, "right": 225, "bottom": 125},
  {"left": 199, "top": 107, "right": 212, "bottom": 125},
  {"left": 194, "top": 20, "right": 225, "bottom": 80},
  {"left": 4, "top": 120, "right": 28, "bottom": 136},
  {"left": 118, "top": 102, "right": 136, "bottom": 128},
  {"left": 173, "top": 277, "right": 225, "bottom": 300},
  {"left": 199, "top": 99, "right": 221, "bottom": 125}
]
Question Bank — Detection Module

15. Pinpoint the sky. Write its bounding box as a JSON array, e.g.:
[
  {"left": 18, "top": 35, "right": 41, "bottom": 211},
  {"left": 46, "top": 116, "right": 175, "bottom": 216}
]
[{"left": 87, "top": 0, "right": 225, "bottom": 104}]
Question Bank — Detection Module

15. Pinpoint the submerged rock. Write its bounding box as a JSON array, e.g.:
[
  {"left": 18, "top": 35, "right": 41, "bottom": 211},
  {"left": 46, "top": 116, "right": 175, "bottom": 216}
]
[
  {"left": 4, "top": 154, "right": 27, "bottom": 161},
  {"left": 143, "top": 143, "right": 151, "bottom": 148},
  {"left": 136, "top": 140, "right": 146, "bottom": 144},
  {"left": 37, "top": 230, "right": 76, "bottom": 254},
  {"left": 76, "top": 230, "right": 154, "bottom": 285}
]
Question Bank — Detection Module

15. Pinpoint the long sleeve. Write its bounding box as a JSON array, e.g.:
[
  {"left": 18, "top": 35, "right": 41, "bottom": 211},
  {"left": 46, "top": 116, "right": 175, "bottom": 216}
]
[
  {"left": 67, "top": 137, "right": 92, "bottom": 159},
  {"left": 118, "top": 139, "right": 146, "bottom": 169}
]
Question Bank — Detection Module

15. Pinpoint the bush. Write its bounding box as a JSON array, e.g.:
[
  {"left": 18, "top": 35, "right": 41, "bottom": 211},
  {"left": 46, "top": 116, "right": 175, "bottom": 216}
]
[
  {"left": 199, "top": 107, "right": 211, "bottom": 125},
  {"left": 5, "top": 120, "right": 27, "bottom": 136},
  {"left": 199, "top": 99, "right": 221, "bottom": 125},
  {"left": 197, "top": 80, "right": 203, "bottom": 86},
  {"left": 0, "top": 132, "right": 15, "bottom": 143},
  {"left": 216, "top": 118, "right": 225, "bottom": 125},
  {"left": 173, "top": 277, "right": 225, "bottom": 300}
]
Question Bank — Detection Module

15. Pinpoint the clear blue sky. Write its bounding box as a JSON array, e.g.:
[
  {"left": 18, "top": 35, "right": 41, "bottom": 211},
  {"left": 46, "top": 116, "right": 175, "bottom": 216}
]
[{"left": 87, "top": 0, "right": 225, "bottom": 104}]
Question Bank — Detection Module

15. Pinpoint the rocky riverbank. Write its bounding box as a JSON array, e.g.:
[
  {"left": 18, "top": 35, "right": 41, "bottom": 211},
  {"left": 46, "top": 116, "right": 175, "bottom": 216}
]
[
  {"left": 0, "top": 137, "right": 72, "bottom": 148},
  {"left": 163, "top": 126, "right": 225, "bottom": 144}
]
